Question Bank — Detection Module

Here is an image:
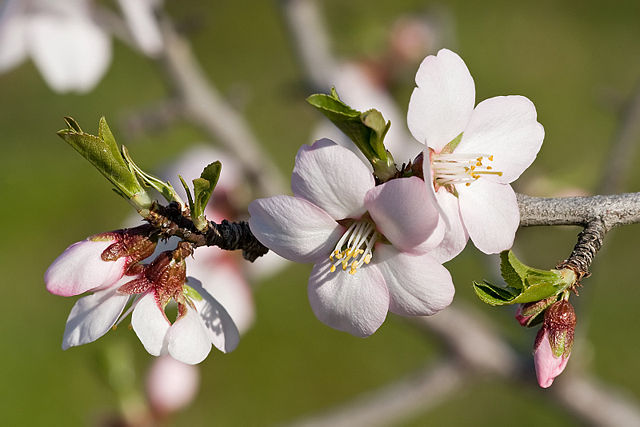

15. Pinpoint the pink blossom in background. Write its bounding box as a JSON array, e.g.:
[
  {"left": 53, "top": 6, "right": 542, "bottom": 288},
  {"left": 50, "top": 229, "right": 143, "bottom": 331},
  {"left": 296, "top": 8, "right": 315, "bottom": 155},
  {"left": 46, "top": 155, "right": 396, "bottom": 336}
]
[{"left": 146, "top": 355, "right": 200, "bottom": 415}]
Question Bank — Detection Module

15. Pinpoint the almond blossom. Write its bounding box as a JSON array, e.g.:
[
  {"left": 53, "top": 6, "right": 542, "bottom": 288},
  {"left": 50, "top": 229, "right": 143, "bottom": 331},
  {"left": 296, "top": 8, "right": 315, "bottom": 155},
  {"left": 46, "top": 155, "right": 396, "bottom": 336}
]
[
  {"left": 407, "top": 49, "right": 545, "bottom": 259},
  {"left": 0, "top": 0, "right": 112, "bottom": 93},
  {"left": 249, "top": 139, "right": 454, "bottom": 337}
]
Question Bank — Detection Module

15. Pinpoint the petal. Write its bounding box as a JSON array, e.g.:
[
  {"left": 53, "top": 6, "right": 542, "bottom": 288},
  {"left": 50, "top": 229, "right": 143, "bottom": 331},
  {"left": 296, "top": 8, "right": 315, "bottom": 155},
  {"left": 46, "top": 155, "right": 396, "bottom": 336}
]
[
  {"left": 62, "top": 282, "right": 131, "bottom": 350},
  {"left": 166, "top": 308, "right": 213, "bottom": 365},
  {"left": 189, "top": 277, "right": 240, "bottom": 354},
  {"left": 0, "top": 4, "right": 27, "bottom": 72},
  {"left": 456, "top": 95, "right": 545, "bottom": 183},
  {"left": 365, "top": 176, "right": 440, "bottom": 253},
  {"left": 292, "top": 139, "right": 375, "bottom": 219},
  {"left": 27, "top": 14, "right": 111, "bottom": 93},
  {"left": 534, "top": 331, "right": 570, "bottom": 388},
  {"left": 308, "top": 262, "right": 389, "bottom": 337},
  {"left": 116, "top": 0, "right": 163, "bottom": 57},
  {"left": 45, "top": 239, "right": 126, "bottom": 296},
  {"left": 187, "top": 259, "right": 255, "bottom": 335},
  {"left": 375, "top": 244, "right": 454, "bottom": 316},
  {"left": 132, "top": 292, "right": 170, "bottom": 356},
  {"left": 428, "top": 188, "right": 469, "bottom": 263},
  {"left": 249, "top": 195, "right": 343, "bottom": 263},
  {"left": 407, "top": 49, "right": 475, "bottom": 151},
  {"left": 457, "top": 180, "right": 520, "bottom": 254}
]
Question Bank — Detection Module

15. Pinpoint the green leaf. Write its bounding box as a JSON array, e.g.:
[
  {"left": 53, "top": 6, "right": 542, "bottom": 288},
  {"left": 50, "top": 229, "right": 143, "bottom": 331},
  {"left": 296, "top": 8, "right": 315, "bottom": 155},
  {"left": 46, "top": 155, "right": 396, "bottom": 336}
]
[
  {"left": 307, "top": 89, "right": 396, "bottom": 180},
  {"left": 179, "top": 175, "right": 195, "bottom": 213},
  {"left": 183, "top": 284, "right": 203, "bottom": 302},
  {"left": 191, "top": 161, "right": 222, "bottom": 230},
  {"left": 473, "top": 251, "right": 576, "bottom": 306},
  {"left": 440, "top": 132, "right": 463, "bottom": 154},
  {"left": 57, "top": 117, "right": 151, "bottom": 208}
]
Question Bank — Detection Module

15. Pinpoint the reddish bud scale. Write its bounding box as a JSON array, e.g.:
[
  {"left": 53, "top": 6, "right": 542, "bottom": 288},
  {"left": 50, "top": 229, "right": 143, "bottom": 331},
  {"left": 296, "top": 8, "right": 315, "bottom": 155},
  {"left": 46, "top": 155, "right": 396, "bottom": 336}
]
[
  {"left": 516, "top": 296, "right": 557, "bottom": 327},
  {"left": 97, "top": 225, "right": 158, "bottom": 273},
  {"left": 535, "top": 300, "right": 576, "bottom": 358}
]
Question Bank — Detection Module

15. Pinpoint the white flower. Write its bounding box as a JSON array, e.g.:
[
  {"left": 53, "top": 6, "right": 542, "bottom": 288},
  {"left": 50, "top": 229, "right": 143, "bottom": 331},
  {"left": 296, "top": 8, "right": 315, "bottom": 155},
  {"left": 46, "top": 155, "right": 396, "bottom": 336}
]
[
  {"left": 146, "top": 355, "right": 199, "bottom": 415},
  {"left": 407, "top": 49, "right": 545, "bottom": 259},
  {"left": 249, "top": 139, "right": 454, "bottom": 337},
  {"left": 0, "top": 0, "right": 112, "bottom": 93}
]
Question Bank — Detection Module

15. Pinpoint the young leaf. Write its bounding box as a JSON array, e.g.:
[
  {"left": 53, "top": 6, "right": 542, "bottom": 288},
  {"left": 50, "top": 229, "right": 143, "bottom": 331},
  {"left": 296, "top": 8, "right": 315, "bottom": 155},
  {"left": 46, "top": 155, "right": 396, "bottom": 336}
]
[
  {"left": 191, "top": 161, "right": 222, "bottom": 231},
  {"left": 57, "top": 117, "right": 151, "bottom": 209}
]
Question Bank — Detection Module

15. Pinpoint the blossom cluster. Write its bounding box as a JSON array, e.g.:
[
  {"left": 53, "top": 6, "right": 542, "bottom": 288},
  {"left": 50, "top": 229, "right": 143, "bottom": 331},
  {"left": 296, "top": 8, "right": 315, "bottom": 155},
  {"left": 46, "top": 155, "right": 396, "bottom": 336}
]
[{"left": 45, "top": 49, "right": 556, "bottom": 386}]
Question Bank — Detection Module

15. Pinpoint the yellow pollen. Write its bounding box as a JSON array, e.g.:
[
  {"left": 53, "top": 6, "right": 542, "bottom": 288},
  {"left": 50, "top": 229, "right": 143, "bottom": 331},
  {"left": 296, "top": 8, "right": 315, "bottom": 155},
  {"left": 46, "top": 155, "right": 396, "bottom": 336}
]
[
  {"left": 330, "top": 265, "right": 336, "bottom": 273},
  {"left": 470, "top": 165, "right": 476, "bottom": 171},
  {"left": 489, "top": 155, "right": 494, "bottom": 161},
  {"left": 466, "top": 183, "right": 471, "bottom": 186},
  {"left": 487, "top": 166, "right": 492, "bottom": 170},
  {"left": 476, "top": 162, "right": 482, "bottom": 166}
]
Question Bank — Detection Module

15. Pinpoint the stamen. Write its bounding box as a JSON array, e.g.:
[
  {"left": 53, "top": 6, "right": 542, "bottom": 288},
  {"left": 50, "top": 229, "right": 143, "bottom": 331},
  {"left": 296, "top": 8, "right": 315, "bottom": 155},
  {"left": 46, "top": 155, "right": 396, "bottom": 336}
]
[
  {"left": 329, "top": 220, "right": 378, "bottom": 275},
  {"left": 432, "top": 152, "right": 503, "bottom": 186}
]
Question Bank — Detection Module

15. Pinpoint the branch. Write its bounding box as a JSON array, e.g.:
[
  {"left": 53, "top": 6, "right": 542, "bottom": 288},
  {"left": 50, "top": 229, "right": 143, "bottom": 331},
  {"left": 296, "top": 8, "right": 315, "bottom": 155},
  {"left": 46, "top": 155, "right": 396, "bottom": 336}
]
[
  {"left": 146, "top": 202, "right": 268, "bottom": 262},
  {"left": 517, "top": 192, "right": 640, "bottom": 229},
  {"left": 155, "top": 12, "right": 287, "bottom": 197}
]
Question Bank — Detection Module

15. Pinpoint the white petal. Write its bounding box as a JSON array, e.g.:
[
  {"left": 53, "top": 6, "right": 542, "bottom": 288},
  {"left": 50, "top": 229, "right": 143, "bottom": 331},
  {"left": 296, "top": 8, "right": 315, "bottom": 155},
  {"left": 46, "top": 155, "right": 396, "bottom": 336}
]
[
  {"left": 187, "top": 260, "right": 255, "bottom": 335},
  {"left": 308, "top": 262, "right": 389, "bottom": 337},
  {"left": 457, "top": 180, "right": 520, "bottom": 254},
  {"left": 146, "top": 356, "right": 200, "bottom": 413},
  {"left": 428, "top": 188, "right": 468, "bottom": 263},
  {"left": 249, "top": 195, "right": 343, "bottom": 263},
  {"left": 292, "top": 139, "right": 375, "bottom": 219},
  {"left": 407, "top": 49, "right": 475, "bottom": 151},
  {"left": 45, "top": 239, "right": 126, "bottom": 297},
  {"left": 189, "top": 277, "right": 240, "bottom": 354},
  {"left": 27, "top": 13, "right": 111, "bottom": 93},
  {"left": 62, "top": 284, "right": 130, "bottom": 350},
  {"left": 117, "top": 0, "right": 163, "bottom": 57},
  {"left": 132, "top": 292, "right": 170, "bottom": 356},
  {"left": 166, "top": 308, "right": 212, "bottom": 365},
  {"left": 375, "top": 244, "right": 454, "bottom": 316},
  {"left": 0, "top": 2, "right": 27, "bottom": 72},
  {"left": 456, "top": 95, "right": 545, "bottom": 183}
]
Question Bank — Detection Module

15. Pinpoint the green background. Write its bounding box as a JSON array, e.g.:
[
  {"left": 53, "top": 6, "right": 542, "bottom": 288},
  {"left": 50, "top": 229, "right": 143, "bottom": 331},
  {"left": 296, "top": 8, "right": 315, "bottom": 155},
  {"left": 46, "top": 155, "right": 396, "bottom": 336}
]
[{"left": 2, "top": 0, "right": 639, "bottom": 425}]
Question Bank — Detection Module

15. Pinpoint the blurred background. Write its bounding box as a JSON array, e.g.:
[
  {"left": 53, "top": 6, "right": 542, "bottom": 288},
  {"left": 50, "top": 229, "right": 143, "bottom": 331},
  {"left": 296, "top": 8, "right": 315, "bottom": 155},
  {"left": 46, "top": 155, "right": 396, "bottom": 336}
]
[{"left": 2, "top": 0, "right": 640, "bottom": 425}]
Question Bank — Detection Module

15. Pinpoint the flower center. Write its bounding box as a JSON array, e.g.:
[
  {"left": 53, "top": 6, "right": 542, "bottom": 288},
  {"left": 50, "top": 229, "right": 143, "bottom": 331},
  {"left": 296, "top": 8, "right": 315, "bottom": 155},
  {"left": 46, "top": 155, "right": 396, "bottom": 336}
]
[
  {"left": 432, "top": 152, "right": 503, "bottom": 186},
  {"left": 329, "top": 220, "right": 378, "bottom": 275}
]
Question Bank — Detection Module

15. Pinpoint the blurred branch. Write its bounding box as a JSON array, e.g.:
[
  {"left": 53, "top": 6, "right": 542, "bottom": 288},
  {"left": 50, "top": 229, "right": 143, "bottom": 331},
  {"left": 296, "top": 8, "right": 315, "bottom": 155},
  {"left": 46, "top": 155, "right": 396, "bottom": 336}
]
[
  {"left": 599, "top": 82, "right": 640, "bottom": 194},
  {"left": 119, "top": 99, "right": 184, "bottom": 140},
  {"left": 154, "top": 11, "right": 287, "bottom": 197}
]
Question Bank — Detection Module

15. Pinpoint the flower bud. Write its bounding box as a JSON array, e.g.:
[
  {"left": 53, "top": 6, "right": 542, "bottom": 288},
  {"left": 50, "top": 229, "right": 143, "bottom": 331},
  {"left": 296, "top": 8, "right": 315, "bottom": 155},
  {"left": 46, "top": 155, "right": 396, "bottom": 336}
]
[
  {"left": 533, "top": 300, "right": 576, "bottom": 388},
  {"left": 515, "top": 296, "right": 556, "bottom": 327},
  {"left": 45, "top": 225, "right": 157, "bottom": 297},
  {"left": 146, "top": 356, "right": 200, "bottom": 416}
]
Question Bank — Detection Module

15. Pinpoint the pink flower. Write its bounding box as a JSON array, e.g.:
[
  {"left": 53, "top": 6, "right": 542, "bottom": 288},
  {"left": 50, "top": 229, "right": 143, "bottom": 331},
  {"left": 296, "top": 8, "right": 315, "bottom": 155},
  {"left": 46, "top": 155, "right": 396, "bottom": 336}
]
[
  {"left": 45, "top": 227, "right": 156, "bottom": 297},
  {"left": 249, "top": 139, "right": 454, "bottom": 337},
  {"left": 407, "top": 49, "right": 545, "bottom": 260},
  {"left": 534, "top": 329, "right": 570, "bottom": 388},
  {"left": 146, "top": 356, "right": 200, "bottom": 415}
]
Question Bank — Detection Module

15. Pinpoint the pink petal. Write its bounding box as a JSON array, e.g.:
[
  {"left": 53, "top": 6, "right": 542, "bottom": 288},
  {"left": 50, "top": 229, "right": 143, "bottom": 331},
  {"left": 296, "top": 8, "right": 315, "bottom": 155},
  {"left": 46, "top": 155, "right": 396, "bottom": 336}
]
[
  {"left": 45, "top": 239, "right": 126, "bottom": 297},
  {"left": 249, "top": 195, "right": 343, "bottom": 263},
  {"left": 407, "top": 49, "right": 475, "bottom": 151},
  {"left": 429, "top": 188, "right": 469, "bottom": 263},
  {"left": 188, "top": 277, "right": 240, "bottom": 353},
  {"left": 374, "top": 244, "right": 454, "bottom": 316},
  {"left": 365, "top": 176, "right": 440, "bottom": 253},
  {"left": 132, "top": 292, "right": 170, "bottom": 357},
  {"left": 166, "top": 308, "right": 212, "bottom": 365},
  {"left": 27, "top": 14, "right": 111, "bottom": 93},
  {"left": 534, "top": 331, "right": 570, "bottom": 388},
  {"left": 456, "top": 95, "right": 544, "bottom": 183},
  {"left": 292, "top": 139, "right": 375, "bottom": 219},
  {"left": 146, "top": 356, "right": 200, "bottom": 414},
  {"left": 187, "top": 260, "right": 255, "bottom": 335},
  {"left": 61, "top": 279, "right": 131, "bottom": 350},
  {"left": 308, "top": 262, "right": 389, "bottom": 337},
  {"left": 457, "top": 180, "right": 520, "bottom": 254}
]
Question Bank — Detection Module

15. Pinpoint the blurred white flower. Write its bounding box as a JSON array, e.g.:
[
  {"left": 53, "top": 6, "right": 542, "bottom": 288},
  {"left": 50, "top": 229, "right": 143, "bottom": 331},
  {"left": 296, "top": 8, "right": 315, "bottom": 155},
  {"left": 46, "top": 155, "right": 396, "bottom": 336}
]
[
  {"left": 0, "top": 0, "right": 112, "bottom": 93},
  {"left": 116, "top": 0, "right": 163, "bottom": 57}
]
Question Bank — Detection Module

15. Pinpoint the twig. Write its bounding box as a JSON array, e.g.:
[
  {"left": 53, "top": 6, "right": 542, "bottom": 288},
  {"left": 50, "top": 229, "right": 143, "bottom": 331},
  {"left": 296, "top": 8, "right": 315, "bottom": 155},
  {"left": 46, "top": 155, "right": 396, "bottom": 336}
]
[{"left": 155, "top": 12, "right": 287, "bottom": 197}]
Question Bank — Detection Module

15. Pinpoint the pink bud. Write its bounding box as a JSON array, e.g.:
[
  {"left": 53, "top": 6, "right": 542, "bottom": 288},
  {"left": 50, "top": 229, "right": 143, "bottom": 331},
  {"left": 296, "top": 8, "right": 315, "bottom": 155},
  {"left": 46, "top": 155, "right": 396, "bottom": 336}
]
[
  {"left": 45, "top": 237, "right": 127, "bottom": 296},
  {"left": 534, "top": 329, "right": 570, "bottom": 388},
  {"left": 146, "top": 356, "right": 200, "bottom": 415}
]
